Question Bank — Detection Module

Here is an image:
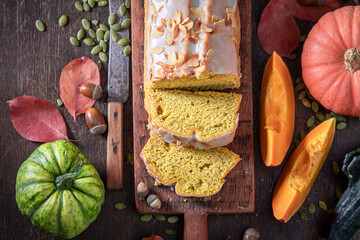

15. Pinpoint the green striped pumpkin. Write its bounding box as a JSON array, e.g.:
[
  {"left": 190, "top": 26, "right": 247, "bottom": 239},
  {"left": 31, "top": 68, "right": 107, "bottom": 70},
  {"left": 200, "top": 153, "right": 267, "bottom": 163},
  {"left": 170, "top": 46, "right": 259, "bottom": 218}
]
[{"left": 16, "top": 140, "right": 105, "bottom": 239}]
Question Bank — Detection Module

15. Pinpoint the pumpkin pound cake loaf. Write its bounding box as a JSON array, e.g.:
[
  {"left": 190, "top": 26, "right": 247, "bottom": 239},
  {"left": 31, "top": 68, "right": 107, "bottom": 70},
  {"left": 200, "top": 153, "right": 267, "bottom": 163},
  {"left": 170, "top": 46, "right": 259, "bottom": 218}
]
[
  {"left": 145, "top": 88, "right": 242, "bottom": 149},
  {"left": 141, "top": 134, "right": 241, "bottom": 197},
  {"left": 144, "top": 0, "right": 241, "bottom": 90}
]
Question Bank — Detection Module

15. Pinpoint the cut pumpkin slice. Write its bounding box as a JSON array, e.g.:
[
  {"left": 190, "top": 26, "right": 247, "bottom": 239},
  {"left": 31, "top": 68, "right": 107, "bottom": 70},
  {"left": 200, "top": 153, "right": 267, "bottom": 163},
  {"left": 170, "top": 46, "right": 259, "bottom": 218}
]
[
  {"left": 272, "top": 118, "right": 336, "bottom": 223},
  {"left": 260, "top": 51, "right": 295, "bottom": 166}
]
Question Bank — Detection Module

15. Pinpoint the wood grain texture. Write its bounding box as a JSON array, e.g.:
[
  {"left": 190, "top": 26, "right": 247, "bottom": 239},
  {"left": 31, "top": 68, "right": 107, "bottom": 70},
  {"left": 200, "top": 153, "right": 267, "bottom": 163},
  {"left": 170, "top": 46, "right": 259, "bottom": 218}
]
[
  {"left": 1, "top": 0, "right": 360, "bottom": 239},
  {"left": 132, "top": 0, "right": 254, "bottom": 219},
  {"left": 106, "top": 102, "right": 124, "bottom": 189}
]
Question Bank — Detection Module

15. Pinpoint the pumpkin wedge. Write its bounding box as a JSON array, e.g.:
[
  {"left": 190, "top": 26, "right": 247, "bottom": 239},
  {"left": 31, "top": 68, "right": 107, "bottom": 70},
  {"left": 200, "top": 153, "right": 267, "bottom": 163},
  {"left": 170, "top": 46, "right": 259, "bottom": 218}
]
[
  {"left": 260, "top": 51, "right": 295, "bottom": 166},
  {"left": 272, "top": 118, "right": 336, "bottom": 223}
]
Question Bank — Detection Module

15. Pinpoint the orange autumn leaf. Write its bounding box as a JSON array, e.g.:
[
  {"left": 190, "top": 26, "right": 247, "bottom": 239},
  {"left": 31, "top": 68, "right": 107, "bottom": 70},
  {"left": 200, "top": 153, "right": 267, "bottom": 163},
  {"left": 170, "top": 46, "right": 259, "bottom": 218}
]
[{"left": 60, "top": 57, "right": 100, "bottom": 121}]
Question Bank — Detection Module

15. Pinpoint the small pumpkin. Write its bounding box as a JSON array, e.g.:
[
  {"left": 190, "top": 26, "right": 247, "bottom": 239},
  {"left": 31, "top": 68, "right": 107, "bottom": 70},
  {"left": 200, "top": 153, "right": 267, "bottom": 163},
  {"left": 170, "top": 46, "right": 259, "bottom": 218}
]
[
  {"left": 302, "top": 6, "right": 360, "bottom": 116},
  {"left": 16, "top": 140, "right": 105, "bottom": 239}
]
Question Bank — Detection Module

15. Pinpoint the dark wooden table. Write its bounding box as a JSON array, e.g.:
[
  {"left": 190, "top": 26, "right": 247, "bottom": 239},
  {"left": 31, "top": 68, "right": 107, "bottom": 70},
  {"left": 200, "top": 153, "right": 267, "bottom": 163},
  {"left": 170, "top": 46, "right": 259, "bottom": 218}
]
[{"left": 1, "top": 0, "right": 360, "bottom": 239}]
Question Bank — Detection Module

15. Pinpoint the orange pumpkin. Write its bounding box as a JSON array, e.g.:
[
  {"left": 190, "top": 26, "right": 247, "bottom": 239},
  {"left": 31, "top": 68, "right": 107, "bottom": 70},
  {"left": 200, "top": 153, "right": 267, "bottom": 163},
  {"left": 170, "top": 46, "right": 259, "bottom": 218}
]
[{"left": 302, "top": 6, "right": 360, "bottom": 116}]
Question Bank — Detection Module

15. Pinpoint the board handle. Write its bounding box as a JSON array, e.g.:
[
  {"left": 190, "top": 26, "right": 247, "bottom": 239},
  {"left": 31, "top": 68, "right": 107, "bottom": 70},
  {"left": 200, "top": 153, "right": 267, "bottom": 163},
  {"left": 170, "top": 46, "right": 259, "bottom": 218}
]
[
  {"left": 106, "top": 102, "right": 124, "bottom": 190},
  {"left": 184, "top": 212, "right": 208, "bottom": 240}
]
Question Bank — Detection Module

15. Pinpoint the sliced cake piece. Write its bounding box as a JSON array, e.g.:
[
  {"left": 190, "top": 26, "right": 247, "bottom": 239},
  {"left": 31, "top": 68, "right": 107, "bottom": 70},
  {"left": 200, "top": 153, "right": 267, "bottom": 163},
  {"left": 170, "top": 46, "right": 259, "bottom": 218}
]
[
  {"left": 141, "top": 133, "right": 241, "bottom": 197},
  {"left": 145, "top": 88, "right": 242, "bottom": 149},
  {"left": 144, "top": 0, "right": 241, "bottom": 90}
]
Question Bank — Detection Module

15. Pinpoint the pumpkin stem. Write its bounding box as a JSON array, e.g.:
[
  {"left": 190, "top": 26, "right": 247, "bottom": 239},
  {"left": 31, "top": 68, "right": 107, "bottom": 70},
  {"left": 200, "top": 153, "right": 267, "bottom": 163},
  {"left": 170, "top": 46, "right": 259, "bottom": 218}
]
[
  {"left": 344, "top": 48, "right": 360, "bottom": 73},
  {"left": 55, "top": 173, "right": 76, "bottom": 190}
]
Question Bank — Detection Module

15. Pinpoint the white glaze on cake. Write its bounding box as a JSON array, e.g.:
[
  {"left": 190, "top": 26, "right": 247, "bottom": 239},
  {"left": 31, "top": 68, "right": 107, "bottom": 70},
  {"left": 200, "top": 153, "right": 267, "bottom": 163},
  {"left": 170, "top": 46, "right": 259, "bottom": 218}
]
[
  {"left": 149, "top": 114, "right": 239, "bottom": 149},
  {"left": 145, "top": 0, "right": 240, "bottom": 84}
]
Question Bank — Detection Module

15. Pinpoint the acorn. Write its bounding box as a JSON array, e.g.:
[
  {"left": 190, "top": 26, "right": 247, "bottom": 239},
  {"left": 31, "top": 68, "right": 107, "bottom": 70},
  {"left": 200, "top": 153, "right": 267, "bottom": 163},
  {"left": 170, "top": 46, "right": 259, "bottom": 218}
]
[
  {"left": 146, "top": 194, "right": 161, "bottom": 209},
  {"left": 136, "top": 182, "right": 149, "bottom": 198},
  {"left": 242, "top": 228, "right": 260, "bottom": 240},
  {"left": 85, "top": 108, "right": 107, "bottom": 135},
  {"left": 80, "top": 83, "right": 103, "bottom": 100}
]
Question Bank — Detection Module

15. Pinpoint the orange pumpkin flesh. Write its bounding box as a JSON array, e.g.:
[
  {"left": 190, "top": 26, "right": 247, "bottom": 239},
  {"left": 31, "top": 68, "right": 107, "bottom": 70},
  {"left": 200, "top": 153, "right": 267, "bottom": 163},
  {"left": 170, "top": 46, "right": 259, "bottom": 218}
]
[
  {"left": 272, "top": 118, "right": 336, "bottom": 223},
  {"left": 302, "top": 6, "right": 360, "bottom": 116},
  {"left": 260, "top": 51, "right": 295, "bottom": 167}
]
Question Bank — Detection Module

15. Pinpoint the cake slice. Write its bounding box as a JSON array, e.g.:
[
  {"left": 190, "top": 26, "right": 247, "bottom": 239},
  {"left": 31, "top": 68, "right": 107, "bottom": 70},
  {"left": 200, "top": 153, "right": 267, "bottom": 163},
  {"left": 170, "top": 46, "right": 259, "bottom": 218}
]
[
  {"left": 145, "top": 88, "right": 242, "bottom": 149},
  {"left": 141, "top": 133, "right": 241, "bottom": 197},
  {"left": 144, "top": 0, "right": 241, "bottom": 90}
]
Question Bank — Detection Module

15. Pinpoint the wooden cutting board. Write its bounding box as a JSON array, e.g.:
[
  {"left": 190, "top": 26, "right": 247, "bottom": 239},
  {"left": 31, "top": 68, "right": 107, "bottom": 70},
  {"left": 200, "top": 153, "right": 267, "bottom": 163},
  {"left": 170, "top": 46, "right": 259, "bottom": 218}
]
[{"left": 131, "top": 0, "right": 253, "bottom": 239}]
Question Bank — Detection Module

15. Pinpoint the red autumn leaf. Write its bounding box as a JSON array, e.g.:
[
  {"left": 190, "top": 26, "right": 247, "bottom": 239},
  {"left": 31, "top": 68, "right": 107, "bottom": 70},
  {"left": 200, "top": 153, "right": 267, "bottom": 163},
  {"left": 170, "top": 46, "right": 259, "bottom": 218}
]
[
  {"left": 60, "top": 57, "right": 100, "bottom": 121},
  {"left": 258, "top": 0, "right": 340, "bottom": 57},
  {"left": 142, "top": 233, "right": 164, "bottom": 240},
  {"left": 8, "top": 95, "right": 69, "bottom": 142},
  {"left": 279, "top": 0, "right": 340, "bottom": 21},
  {"left": 258, "top": 0, "right": 300, "bottom": 57}
]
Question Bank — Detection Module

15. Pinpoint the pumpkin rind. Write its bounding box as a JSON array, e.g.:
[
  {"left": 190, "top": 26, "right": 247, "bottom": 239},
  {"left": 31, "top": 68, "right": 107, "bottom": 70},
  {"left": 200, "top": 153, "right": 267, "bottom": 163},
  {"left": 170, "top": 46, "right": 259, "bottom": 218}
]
[
  {"left": 15, "top": 140, "right": 105, "bottom": 239},
  {"left": 302, "top": 6, "right": 360, "bottom": 116}
]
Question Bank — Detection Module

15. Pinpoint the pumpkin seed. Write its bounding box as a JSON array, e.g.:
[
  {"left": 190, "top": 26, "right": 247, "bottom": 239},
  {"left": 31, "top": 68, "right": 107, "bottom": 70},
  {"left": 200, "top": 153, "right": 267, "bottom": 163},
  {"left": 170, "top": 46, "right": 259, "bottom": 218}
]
[
  {"left": 83, "top": 0, "right": 88, "bottom": 2},
  {"left": 164, "top": 229, "right": 175, "bottom": 236},
  {"left": 287, "top": 53, "right": 297, "bottom": 61},
  {"left": 300, "top": 34, "right": 308, "bottom": 42},
  {"left": 325, "top": 113, "right": 331, "bottom": 120},
  {"left": 96, "top": 29, "right": 104, "bottom": 41},
  {"left": 88, "top": 0, "right": 95, "bottom": 7},
  {"left": 167, "top": 216, "right": 179, "bottom": 224},
  {"left": 114, "top": 202, "right": 126, "bottom": 210},
  {"left": 296, "top": 76, "right": 303, "bottom": 83},
  {"left": 124, "top": 45, "right": 131, "bottom": 56},
  {"left": 91, "top": 45, "right": 102, "bottom": 55},
  {"left": 330, "top": 112, "right": 335, "bottom": 117},
  {"left": 112, "top": 32, "right": 118, "bottom": 42},
  {"left": 35, "top": 20, "right": 45, "bottom": 32},
  {"left": 316, "top": 112, "right": 325, "bottom": 122},
  {"left": 121, "top": 18, "right": 131, "bottom": 29},
  {"left": 119, "top": 3, "right": 127, "bottom": 16},
  {"left": 99, "top": 52, "right": 108, "bottom": 63},
  {"left": 77, "top": 29, "right": 85, "bottom": 40},
  {"left": 300, "top": 130, "right": 306, "bottom": 140},
  {"left": 98, "top": 0, "right": 108, "bottom": 6},
  {"left": 308, "top": 203, "right": 315, "bottom": 214},
  {"left": 111, "top": 24, "right": 122, "bottom": 32},
  {"left": 57, "top": 98, "right": 63, "bottom": 107},
  {"left": 311, "top": 101, "right": 319, "bottom": 113},
  {"left": 309, "top": 124, "right": 316, "bottom": 131},
  {"left": 75, "top": 1, "right": 84, "bottom": 11},
  {"left": 140, "top": 214, "right": 153, "bottom": 222},
  {"left": 92, "top": 19, "right": 99, "bottom": 25},
  {"left": 332, "top": 161, "right": 340, "bottom": 174},
  {"left": 319, "top": 201, "right": 328, "bottom": 211},
  {"left": 336, "top": 187, "right": 343, "bottom": 199},
  {"left": 84, "top": 38, "right": 95, "bottom": 46},
  {"left": 327, "top": 209, "right": 334, "bottom": 214},
  {"left": 96, "top": 60, "right": 102, "bottom": 70},
  {"left": 118, "top": 38, "right": 130, "bottom": 46},
  {"left": 100, "top": 40, "right": 107, "bottom": 52},
  {"left": 337, "top": 122, "right": 347, "bottom": 130},
  {"left": 82, "top": 19, "right": 91, "bottom": 30},
  {"left": 306, "top": 116, "right": 315, "bottom": 128},
  {"left": 154, "top": 214, "right": 166, "bottom": 221},
  {"left": 333, "top": 114, "right": 346, "bottom": 122},
  {"left": 59, "top": 15, "right": 67, "bottom": 27},
  {"left": 125, "top": 0, "right": 131, "bottom": 8},
  {"left": 83, "top": 2, "right": 90, "bottom": 12},
  {"left": 108, "top": 13, "right": 116, "bottom": 25},
  {"left": 104, "top": 30, "right": 110, "bottom": 42},
  {"left": 100, "top": 23, "right": 109, "bottom": 31},
  {"left": 298, "top": 90, "right": 307, "bottom": 100},
  {"left": 302, "top": 98, "right": 311, "bottom": 108},
  {"left": 299, "top": 211, "right": 308, "bottom": 221},
  {"left": 295, "top": 82, "right": 306, "bottom": 91},
  {"left": 70, "top": 37, "right": 80, "bottom": 46},
  {"left": 88, "top": 28, "right": 96, "bottom": 38}
]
